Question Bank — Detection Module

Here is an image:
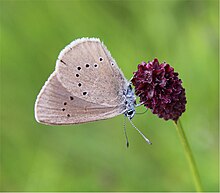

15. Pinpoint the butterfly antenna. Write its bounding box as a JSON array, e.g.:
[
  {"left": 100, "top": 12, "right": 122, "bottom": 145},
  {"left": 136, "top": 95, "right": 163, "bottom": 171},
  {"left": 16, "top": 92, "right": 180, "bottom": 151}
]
[
  {"left": 128, "top": 118, "right": 152, "bottom": 145},
  {"left": 124, "top": 115, "right": 129, "bottom": 147}
]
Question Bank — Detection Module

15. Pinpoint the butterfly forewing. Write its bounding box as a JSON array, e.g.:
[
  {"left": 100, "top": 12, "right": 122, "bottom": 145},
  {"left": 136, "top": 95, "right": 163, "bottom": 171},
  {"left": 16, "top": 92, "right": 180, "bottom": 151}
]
[
  {"left": 35, "top": 72, "right": 125, "bottom": 125},
  {"left": 55, "top": 38, "right": 127, "bottom": 107}
]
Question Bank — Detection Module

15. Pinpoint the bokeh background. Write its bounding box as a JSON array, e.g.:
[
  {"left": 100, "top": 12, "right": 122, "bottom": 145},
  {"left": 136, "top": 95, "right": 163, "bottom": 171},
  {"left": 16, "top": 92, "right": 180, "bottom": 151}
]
[{"left": 1, "top": 0, "right": 219, "bottom": 191}]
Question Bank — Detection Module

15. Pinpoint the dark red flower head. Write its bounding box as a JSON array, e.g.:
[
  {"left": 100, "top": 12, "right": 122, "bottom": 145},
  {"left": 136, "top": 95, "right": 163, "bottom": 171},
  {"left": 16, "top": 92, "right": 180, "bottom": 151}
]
[{"left": 131, "top": 58, "right": 186, "bottom": 122}]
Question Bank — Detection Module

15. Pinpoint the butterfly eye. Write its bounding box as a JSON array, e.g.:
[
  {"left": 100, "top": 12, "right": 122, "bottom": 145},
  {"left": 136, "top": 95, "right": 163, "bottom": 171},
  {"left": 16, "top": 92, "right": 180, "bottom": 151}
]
[
  {"left": 127, "top": 110, "right": 134, "bottom": 116},
  {"left": 77, "top": 67, "right": 81, "bottom": 70},
  {"left": 78, "top": 83, "right": 82, "bottom": 87},
  {"left": 83, "top": 91, "right": 87, "bottom": 95},
  {"left": 76, "top": 74, "right": 79, "bottom": 77},
  {"left": 99, "top": 57, "right": 103, "bottom": 62},
  {"left": 70, "top": 96, "right": 74, "bottom": 100}
]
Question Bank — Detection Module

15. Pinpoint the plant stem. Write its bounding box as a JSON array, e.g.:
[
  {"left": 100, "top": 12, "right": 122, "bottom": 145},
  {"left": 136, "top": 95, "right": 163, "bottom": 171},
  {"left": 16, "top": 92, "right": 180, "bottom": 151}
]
[{"left": 174, "top": 119, "right": 203, "bottom": 192}]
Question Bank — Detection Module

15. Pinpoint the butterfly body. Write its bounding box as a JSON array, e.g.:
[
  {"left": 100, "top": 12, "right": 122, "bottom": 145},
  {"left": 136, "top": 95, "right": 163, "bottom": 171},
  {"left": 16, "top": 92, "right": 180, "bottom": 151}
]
[{"left": 123, "top": 84, "right": 136, "bottom": 119}]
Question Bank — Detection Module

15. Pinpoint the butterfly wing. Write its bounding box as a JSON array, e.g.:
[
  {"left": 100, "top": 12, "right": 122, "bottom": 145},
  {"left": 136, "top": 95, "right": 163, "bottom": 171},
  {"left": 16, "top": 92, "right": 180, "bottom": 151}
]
[
  {"left": 35, "top": 72, "right": 125, "bottom": 125},
  {"left": 55, "top": 38, "right": 128, "bottom": 107}
]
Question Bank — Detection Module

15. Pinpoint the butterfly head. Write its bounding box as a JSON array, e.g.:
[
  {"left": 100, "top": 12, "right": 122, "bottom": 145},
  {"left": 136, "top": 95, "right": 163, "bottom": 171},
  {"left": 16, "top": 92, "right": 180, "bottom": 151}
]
[{"left": 124, "top": 83, "right": 136, "bottom": 119}]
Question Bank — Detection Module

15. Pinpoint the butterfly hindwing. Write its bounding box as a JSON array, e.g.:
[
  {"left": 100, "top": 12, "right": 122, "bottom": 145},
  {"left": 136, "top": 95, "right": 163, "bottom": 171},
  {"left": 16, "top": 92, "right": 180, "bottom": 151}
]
[{"left": 35, "top": 72, "right": 125, "bottom": 125}]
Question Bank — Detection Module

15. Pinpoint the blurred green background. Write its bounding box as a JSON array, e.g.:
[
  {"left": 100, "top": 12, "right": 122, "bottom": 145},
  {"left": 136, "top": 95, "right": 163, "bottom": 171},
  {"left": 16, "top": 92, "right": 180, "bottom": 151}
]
[{"left": 1, "top": 0, "right": 218, "bottom": 191}]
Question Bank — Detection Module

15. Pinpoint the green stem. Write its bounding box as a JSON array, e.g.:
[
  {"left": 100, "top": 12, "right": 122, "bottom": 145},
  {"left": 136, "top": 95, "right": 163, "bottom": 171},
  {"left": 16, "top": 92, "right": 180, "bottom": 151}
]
[{"left": 174, "top": 119, "right": 203, "bottom": 192}]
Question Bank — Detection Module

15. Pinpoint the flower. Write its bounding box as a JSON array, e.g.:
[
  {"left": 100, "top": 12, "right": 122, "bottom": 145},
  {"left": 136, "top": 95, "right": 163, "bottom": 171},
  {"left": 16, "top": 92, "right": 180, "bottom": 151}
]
[{"left": 131, "top": 58, "right": 186, "bottom": 122}]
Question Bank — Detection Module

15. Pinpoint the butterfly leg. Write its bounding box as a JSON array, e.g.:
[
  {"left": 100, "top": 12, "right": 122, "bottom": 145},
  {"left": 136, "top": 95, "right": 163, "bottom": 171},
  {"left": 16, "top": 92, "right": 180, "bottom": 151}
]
[
  {"left": 136, "top": 109, "right": 148, "bottom": 115},
  {"left": 123, "top": 115, "right": 129, "bottom": 148},
  {"left": 135, "top": 101, "right": 144, "bottom": 107}
]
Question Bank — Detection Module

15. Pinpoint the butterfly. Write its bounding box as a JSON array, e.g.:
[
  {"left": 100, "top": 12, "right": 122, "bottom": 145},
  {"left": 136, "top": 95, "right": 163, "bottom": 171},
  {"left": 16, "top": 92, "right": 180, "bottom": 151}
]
[{"left": 35, "top": 38, "right": 151, "bottom": 145}]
